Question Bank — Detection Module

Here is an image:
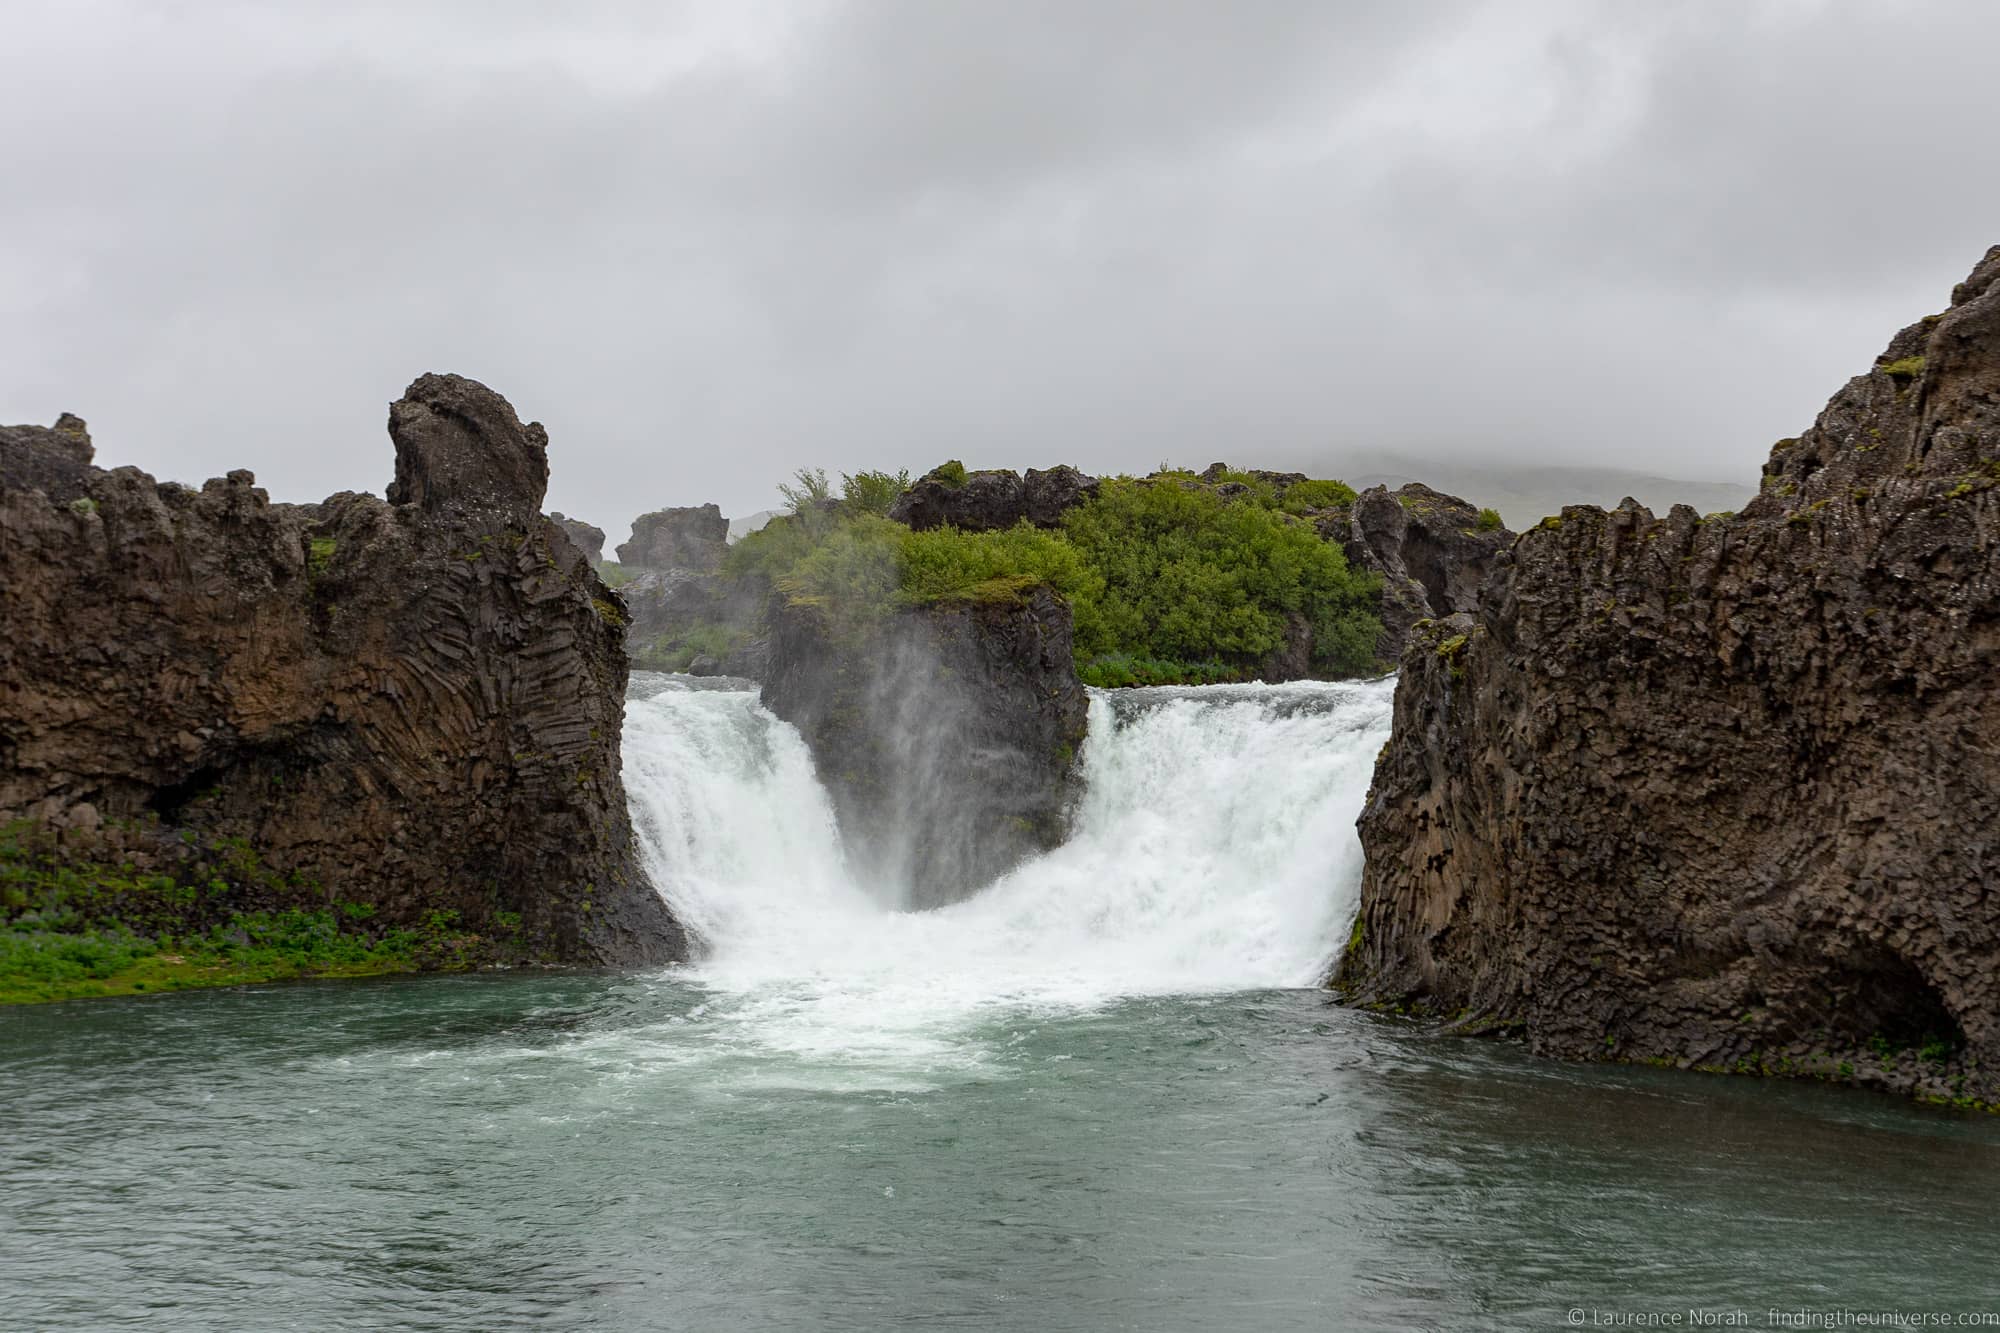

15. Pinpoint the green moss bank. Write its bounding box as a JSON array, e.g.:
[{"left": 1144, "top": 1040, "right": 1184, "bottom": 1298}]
[{"left": 1, "top": 821, "right": 520, "bottom": 1005}]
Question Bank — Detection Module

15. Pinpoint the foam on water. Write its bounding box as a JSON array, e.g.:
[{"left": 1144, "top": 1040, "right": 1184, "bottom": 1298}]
[{"left": 621, "top": 672, "right": 1396, "bottom": 1086}]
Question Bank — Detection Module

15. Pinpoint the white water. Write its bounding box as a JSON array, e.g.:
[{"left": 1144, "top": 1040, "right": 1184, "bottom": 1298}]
[{"left": 621, "top": 672, "right": 1396, "bottom": 1082}]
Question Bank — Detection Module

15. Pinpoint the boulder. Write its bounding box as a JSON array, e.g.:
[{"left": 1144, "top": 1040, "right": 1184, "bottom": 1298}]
[{"left": 617, "top": 503, "right": 728, "bottom": 570}]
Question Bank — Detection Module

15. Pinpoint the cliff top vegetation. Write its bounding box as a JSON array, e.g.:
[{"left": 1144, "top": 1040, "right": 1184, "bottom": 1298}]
[{"left": 728, "top": 465, "right": 1382, "bottom": 684}]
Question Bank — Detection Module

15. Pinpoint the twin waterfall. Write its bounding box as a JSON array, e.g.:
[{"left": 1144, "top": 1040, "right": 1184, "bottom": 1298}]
[{"left": 622, "top": 673, "right": 1396, "bottom": 1033}]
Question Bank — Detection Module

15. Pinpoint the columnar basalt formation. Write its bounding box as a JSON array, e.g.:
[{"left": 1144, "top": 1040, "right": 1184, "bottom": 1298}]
[
  {"left": 1339, "top": 247, "right": 2000, "bottom": 1107},
  {"left": 761, "top": 586, "right": 1089, "bottom": 908},
  {"left": 0, "top": 374, "right": 685, "bottom": 966}
]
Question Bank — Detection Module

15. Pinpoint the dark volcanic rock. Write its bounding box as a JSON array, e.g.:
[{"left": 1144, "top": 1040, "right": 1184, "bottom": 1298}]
[
  {"left": 1339, "top": 246, "right": 2000, "bottom": 1107},
  {"left": 761, "top": 585, "right": 1088, "bottom": 907},
  {"left": 549, "top": 512, "right": 606, "bottom": 566},
  {"left": 1329, "top": 483, "right": 1513, "bottom": 662},
  {"left": 891, "top": 464, "right": 1098, "bottom": 532},
  {"left": 0, "top": 413, "right": 95, "bottom": 505},
  {"left": 0, "top": 374, "right": 685, "bottom": 967},
  {"left": 617, "top": 504, "right": 728, "bottom": 570}
]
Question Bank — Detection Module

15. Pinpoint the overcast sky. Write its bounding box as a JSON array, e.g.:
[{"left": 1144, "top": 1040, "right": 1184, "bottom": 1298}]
[{"left": 4, "top": 0, "right": 1996, "bottom": 527}]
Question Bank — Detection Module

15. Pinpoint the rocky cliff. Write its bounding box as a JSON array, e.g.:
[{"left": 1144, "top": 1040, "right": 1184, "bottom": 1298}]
[
  {"left": 0, "top": 374, "right": 685, "bottom": 967},
  {"left": 761, "top": 584, "right": 1088, "bottom": 908},
  {"left": 617, "top": 503, "right": 727, "bottom": 570},
  {"left": 1339, "top": 247, "right": 2000, "bottom": 1108},
  {"left": 549, "top": 512, "right": 606, "bottom": 566},
  {"left": 1331, "top": 483, "right": 1514, "bottom": 663}
]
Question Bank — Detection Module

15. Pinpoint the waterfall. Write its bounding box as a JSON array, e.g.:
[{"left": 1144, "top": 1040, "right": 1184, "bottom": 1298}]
[{"left": 623, "top": 672, "right": 1396, "bottom": 1009}]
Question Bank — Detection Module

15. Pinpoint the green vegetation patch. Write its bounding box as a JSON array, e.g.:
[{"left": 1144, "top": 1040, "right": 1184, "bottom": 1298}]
[
  {"left": 1279, "top": 478, "right": 1357, "bottom": 515},
  {"left": 1880, "top": 355, "right": 1926, "bottom": 379},
  {"left": 0, "top": 823, "right": 490, "bottom": 1005},
  {"left": 1474, "top": 507, "right": 1504, "bottom": 532},
  {"left": 729, "top": 466, "right": 1384, "bottom": 681}
]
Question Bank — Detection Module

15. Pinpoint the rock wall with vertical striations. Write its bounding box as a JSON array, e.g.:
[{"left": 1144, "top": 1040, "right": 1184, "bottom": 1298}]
[
  {"left": 1338, "top": 247, "right": 2000, "bottom": 1107},
  {"left": 0, "top": 373, "right": 685, "bottom": 966}
]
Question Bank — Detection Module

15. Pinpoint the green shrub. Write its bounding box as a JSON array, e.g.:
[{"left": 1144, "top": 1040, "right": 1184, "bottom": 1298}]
[
  {"left": 1279, "top": 478, "right": 1358, "bottom": 514},
  {"left": 899, "top": 521, "right": 1100, "bottom": 609},
  {"left": 840, "top": 469, "right": 912, "bottom": 517},
  {"left": 930, "top": 460, "right": 969, "bottom": 489},
  {"left": 1475, "top": 507, "right": 1504, "bottom": 532},
  {"left": 1061, "top": 478, "right": 1380, "bottom": 668}
]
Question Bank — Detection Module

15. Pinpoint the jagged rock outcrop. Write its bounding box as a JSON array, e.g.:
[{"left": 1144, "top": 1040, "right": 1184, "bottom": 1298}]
[
  {"left": 891, "top": 463, "right": 1099, "bottom": 532},
  {"left": 0, "top": 373, "right": 685, "bottom": 966},
  {"left": 549, "top": 512, "right": 606, "bottom": 566},
  {"left": 761, "top": 585, "right": 1088, "bottom": 908},
  {"left": 1328, "top": 483, "right": 1513, "bottom": 662},
  {"left": 616, "top": 503, "right": 727, "bottom": 570},
  {"left": 1339, "top": 247, "right": 2000, "bottom": 1107}
]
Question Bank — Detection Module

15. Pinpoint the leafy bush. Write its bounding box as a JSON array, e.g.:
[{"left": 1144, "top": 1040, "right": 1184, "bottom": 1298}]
[
  {"left": 1280, "top": 479, "right": 1358, "bottom": 514},
  {"left": 899, "top": 521, "right": 1100, "bottom": 608},
  {"left": 777, "top": 467, "right": 834, "bottom": 515},
  {"left": 1061, "top": 478, "right": 1380, "bottom": 669},
  {"left": 1475, "top": 507, "right": 1505, "bottom": 532},
  {"left": 840, "top": 469, "right": 912, "bottom": 517}
]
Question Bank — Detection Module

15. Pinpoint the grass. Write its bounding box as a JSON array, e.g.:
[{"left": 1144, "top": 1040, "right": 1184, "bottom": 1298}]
[{"left": 1, "top": 822, "right": 491, "bottom": 1006}]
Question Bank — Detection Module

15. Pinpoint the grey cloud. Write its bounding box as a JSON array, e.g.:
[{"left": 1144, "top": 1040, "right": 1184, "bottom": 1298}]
[{"left": 2, "top": 0, "right": 1995, "bottom": 532}]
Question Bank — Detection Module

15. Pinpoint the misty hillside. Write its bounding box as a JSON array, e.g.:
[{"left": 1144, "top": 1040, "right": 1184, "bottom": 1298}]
[{"left": 1334, "top": 458, "right": 1754, "bottom": 531}]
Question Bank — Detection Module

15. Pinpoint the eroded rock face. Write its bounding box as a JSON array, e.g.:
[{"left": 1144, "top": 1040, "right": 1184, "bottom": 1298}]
[
  {"left": 891, "top": 464, "right": 1099, "bottom": 532},
  {"left": 549, "top": 512, "right": 606, "bottom": 566},
  {"left": 1339, "top": 246, "right": 2000, "bottom": 1106},
  {"left": 617, "top": 504, "right": 727, "bottom": 570},
  {"left": 1329, "top": 483, "right": 1513, "bottom": 662},
  {"left": 761, "top": 586, "right": 1088, "bottom": 907},
  {"left": 0, "top": 374, "right": 685, "bottom": 966}
]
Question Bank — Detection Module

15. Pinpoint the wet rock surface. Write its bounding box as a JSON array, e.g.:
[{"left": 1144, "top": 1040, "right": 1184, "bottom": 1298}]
[
  {"left": 1340, "top": 247, "right": 2000, "bottom": 1107},
  {"left": 761, "top": 586, "right": 1088, "bottom": 908},
  {"left": 0, "top": 374, "right": 685, "bottom": 966}
]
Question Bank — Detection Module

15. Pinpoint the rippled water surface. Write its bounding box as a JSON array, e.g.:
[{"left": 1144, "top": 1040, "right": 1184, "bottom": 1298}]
[{"left": 5, "top": 978, "right": 2000, "bottom": 1330}]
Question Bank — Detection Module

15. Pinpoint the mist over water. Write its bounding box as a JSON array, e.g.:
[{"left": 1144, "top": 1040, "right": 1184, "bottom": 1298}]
[{"left": 621, "top": 673, "right": 1395, "bottom": 1083}]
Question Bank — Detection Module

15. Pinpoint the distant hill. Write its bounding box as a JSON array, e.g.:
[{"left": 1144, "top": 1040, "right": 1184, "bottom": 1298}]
[
  {"left": 1336, "top": 458, "right": 1754, "bottom": 531},
  {"left": 727, "top": 509, "right": 779, "bottom": 544}
]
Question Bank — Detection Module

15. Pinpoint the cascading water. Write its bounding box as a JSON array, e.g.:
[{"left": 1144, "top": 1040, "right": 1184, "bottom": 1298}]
[{"left": 621, "top": 671, "right": 1397, "bottom": 1080}]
